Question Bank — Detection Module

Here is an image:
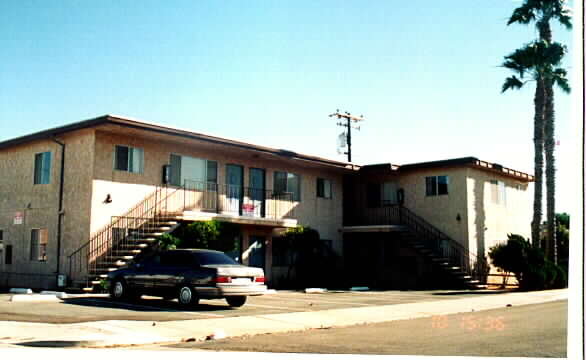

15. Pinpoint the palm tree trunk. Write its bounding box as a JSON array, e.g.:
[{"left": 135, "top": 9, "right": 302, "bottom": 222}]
[
  {"left": 539, "top": 19, "right": 557, "bottom": 262},
  {"left": 544, "top": 79, "right": 557, "bottom": 263},
  {"left": 531, "top": 77, "right": 546, "bottom": 247}
]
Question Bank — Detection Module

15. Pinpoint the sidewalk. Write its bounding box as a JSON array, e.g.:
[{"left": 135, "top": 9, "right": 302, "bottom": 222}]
[{"left": 0, "top": 289, "right": 568, "bottom": 348}]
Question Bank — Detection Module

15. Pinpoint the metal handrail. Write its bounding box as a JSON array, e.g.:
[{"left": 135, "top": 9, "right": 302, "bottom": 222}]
[{"left": 398, "top": 206, "right": 488, "bottom": 282}]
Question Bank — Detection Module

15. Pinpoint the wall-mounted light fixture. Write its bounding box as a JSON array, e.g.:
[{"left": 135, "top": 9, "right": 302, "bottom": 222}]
[
  {"left": 456, "top": 213, "right": 461, "bottom": 222},
  {"left": 104, "top": 194, "right": 112, "bottom": 204}
]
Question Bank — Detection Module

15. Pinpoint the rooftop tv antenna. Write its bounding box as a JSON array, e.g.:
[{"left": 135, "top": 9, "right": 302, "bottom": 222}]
[{"left": 330, "top": 109, "right": 364, "bottom": 162}]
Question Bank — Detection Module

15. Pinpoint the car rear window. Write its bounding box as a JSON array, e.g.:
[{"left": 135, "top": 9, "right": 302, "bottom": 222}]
[{"left": 195, "top": 251, "right": 238, "bottom": 265}]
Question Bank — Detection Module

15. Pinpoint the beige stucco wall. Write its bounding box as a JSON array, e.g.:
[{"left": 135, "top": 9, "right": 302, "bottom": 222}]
[
  {"left": 0, "top": 139, "right": 62, "bottom": 288},
  {"left": 398, "top": 167, "right": 471, "bottom": 247},
  {"left": 465, "top": 167, "right": 532, "bottom": 260}
]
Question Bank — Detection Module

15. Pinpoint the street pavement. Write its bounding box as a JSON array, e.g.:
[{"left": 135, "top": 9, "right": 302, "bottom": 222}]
[
  {"left": 162, "top": 300, "right": 568, "bottom": 357},
  {"left": 0, "top": 288, "right": 568, "bottom": 350}
]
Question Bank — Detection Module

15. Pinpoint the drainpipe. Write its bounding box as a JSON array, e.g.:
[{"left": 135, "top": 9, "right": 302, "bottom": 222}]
[{"left": 52, "top": 138, "right": 65, "bottom": 277}]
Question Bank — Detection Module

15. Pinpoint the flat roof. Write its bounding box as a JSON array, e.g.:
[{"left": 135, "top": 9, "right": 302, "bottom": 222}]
[
  {"left": 0, "top": 114, "right": 354, "bottom": 171},
  {"left": 361, "top": 157, "right": 534, "bottom": 182}
]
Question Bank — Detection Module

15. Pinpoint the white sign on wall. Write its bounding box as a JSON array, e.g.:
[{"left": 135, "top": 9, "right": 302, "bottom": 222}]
[{"left": 14, "top": 212, "right": 23, "bottom": 225}]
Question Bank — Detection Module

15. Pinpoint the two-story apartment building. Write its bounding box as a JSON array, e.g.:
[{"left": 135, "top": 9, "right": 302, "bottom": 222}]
[{"left": 0, "top": 115, "right": 533, "bottom": 291}]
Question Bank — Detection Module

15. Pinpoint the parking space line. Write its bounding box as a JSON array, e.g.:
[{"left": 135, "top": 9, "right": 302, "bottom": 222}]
[
  {"left": 263, "top": 295, "right": 373, "bottom": 307},
  {"left": 244, "top": 303, "right": 310, "bottom": 311}
]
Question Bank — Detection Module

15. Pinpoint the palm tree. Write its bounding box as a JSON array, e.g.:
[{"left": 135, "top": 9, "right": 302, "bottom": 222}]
[
  {"left": 506, "top": 0, "right": 572, "bottom": 259},
  {"left": 501, "top": 41, "right": 570, "bottom": 255}
]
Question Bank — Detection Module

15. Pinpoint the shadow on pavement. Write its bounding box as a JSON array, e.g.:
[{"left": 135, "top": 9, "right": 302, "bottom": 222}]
[
  {"left": 15, "top": 340, "right": 97, "bottom": 348},
  {"left": 62, "top": 297, "right": 230, "bottom": 312}
]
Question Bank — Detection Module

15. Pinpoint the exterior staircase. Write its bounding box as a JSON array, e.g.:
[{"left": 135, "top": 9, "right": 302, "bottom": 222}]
[
  {"left": 67, "top": 186, "right": 185, "bottom": 292},
  {"left": 398, "top": 207, "right": 489, "bottom": 290},
  {"left": 346, "top": 205, "right": 489, "bottom": 290}
]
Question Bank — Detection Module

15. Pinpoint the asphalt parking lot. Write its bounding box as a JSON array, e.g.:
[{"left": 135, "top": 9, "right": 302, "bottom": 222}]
[{"left": 0, "top": 289, "right": 506, "bottom": 324}]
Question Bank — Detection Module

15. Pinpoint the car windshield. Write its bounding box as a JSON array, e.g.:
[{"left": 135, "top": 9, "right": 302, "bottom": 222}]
[{"left": 195, "top": 251, "right": 239, "bottom": 266}]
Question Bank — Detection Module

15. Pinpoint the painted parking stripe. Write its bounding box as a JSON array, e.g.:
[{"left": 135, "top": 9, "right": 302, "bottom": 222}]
[
  {"left": 262, "top": 295, "right": 374, "bottom": 306},
  {"left": 243, "top": 303, "right": 311, "bottom": 311}
]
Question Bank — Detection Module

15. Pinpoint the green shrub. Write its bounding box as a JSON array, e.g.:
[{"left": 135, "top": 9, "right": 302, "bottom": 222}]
[
  {"left": 157, "top": 233, "right": 181, "bottom": 250},
  {"left": 488, "top": 233, "right": 567, "bottom": 291}
]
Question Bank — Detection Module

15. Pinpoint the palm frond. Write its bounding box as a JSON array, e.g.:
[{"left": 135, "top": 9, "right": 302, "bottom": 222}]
[
  {"left": 552, "top": 68, "right": 571, "bottom": 93},
  {"left": 508, "top": 2, "right": 537, "bottom": 25},
  {"left": 502, "top": 76, "right": 525, "bottom": 93}
]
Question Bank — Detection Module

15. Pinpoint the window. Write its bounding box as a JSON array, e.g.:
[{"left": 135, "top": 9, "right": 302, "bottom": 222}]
[
  {"left": 114, "top": 145, "right": 144, "bottom": 173},
  {"left": 34, "top": 152, "right": 52, "bottom": 184},
  {"left": 490, "top": 180, "right": 507, "bottom": 205},
  {"left": 169, "top": 154, "right": 217, "bottom": 188},
  {"left": 274, "top": 171, "right": 301, "bottom": 201},
  {"left": 30, "top": 229, "right": 48, "bottom": 261},
  {"left": 426, "top": 176, "right": 449, "bottom": 196},
  {"left": 317, "top": 178, "right": 332, "bottom": 199}
]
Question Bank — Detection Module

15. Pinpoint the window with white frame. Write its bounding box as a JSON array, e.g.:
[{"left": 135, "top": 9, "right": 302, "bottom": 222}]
[
  {"left": 274, "top": 171, "right": 301, "bottom": 201},
  {"left": 34, "top": 151, "right": 52, "bottom": 184},
  {"left": 114, "top": 145, "right": 144, "bottom": 173},
  {"left": 317, "top": 178, "right": 332, "bottom": 199},
  {"left": 30, "top": 228, "right": 48, "bottom": 262},
  {"left": 425, "top": 175, "right": 449, "bottom": 196},
  {"left": 490, "top": 180, "right": 507, "bottom": 205}
]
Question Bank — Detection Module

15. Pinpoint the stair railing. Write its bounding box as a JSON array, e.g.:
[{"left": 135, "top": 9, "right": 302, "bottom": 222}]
[
  {"left": 67, "top": 186, "right": 178, "bottom": 284},
  {"left": 397, "top": 206, "right": 489, "bottom": 283}
]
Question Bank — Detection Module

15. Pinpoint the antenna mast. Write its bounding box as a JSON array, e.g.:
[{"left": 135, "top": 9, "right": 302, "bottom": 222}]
[{"left": 330, "top": 109, "right": 364, "bottom": 162}]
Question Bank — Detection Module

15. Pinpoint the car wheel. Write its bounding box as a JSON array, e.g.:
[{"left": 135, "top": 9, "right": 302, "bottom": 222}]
[
  {"left": 110, "top": 279, "right": 128, "bottom": 300},
  {"left": 178, "top": 286, "right": 199, "bottom": 307},
  {"left": 226, "top": 296, "right": 247, "bottom": 307}
]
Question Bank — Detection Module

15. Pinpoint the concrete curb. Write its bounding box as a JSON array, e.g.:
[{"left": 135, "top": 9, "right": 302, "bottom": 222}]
[
  {"left": 10, "top": 294, "right": 61, "bottom": 302},
  {"left": 0, "top": 289, "right": 568, "bottom": 348}
]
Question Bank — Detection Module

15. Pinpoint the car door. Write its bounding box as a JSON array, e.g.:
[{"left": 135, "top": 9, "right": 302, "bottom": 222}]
[
  {"left": 151, "top": 251, "right": 195, "bottom": 295},
  {"left": 127, "top": 254, "right": 160, "bottom": 292}
]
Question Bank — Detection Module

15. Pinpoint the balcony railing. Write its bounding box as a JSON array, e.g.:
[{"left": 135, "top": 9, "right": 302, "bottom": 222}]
[{"left": 182, "top": 180, "right": 296, "bottom": 219}]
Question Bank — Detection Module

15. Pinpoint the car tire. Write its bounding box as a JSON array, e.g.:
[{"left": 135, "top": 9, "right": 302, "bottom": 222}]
[
  {"left": 226, "top": 296, "right": 247, "bottom": 307},
  {"left": 178, "top": 286, "right": 199, "bottom": 307},
  {"left": 110, "top": 278, "right": 133, "bottom": 301}
]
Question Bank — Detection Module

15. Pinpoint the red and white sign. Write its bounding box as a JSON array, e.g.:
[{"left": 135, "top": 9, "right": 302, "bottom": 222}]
[{"left": 14, "top": 212, "right": 23, "bottom": 225}]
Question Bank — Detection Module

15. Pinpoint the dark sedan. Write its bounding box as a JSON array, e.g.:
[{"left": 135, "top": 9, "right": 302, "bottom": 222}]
[{"left": 107, "top": 248, "right": 267, "bottom": 307}]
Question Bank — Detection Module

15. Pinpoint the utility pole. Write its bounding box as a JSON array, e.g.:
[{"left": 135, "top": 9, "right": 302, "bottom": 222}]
[{"left": 330, "top": 109, "right": 364, "bottom": 162}]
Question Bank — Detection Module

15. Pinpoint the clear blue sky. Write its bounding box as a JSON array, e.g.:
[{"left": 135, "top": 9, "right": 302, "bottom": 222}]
[{"left": 0, "top": 1, "right": 579, "bottom": 213}]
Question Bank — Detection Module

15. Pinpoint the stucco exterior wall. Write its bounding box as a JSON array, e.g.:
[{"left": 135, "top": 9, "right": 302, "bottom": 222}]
[
  {"left": 59, "top": 130, "right": 96, "bottom": 271},
  {"left": 398, "top": 167, "right": 470, "bottom": 247},
  {"left": 0, "top": 139, "right": 62, "bottom": 288},
  {"left": 465, "top": 167, "right": 532, "bottom": 260}
]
